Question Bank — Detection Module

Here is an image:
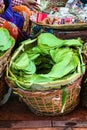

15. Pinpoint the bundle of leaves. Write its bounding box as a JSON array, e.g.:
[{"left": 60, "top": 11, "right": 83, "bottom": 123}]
[
  {"left": 0, "top": 27, "right": 15, "bottom": 57},
  {"left": 8, "top": 33, "right": 85, "bottom": 91}
]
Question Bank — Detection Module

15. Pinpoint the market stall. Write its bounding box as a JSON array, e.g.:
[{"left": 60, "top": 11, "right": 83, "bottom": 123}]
[{"left": 0, "top": 0, "right": 87, "bottom": 129}]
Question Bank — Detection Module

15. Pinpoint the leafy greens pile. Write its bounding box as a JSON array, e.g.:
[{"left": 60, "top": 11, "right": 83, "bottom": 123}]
[
  {"left": 8, "top": 33, "right": 85, "bottom": 91},
  {"left": 0, "top": 27, "right": 15, "bottom": 56}
]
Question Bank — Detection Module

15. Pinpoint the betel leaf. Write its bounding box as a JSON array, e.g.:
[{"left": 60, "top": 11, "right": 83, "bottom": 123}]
[
  {"left": 23, "top": 60, "right": 36, "bottom": 74},
  {"left": 12, "top": 52, "right": 29, "bottom": 70},
  {"left": 46, "top": 51, "right": 73, "bottom": 78},
  {"left": 26, "top": 74, "right": 52, "bottom": 84},
  {"left": 64, "top": 39, "right": 82, "bottom": 47},
  {"left": 0, "top": 28, "right": 15, "bottom": 51},
  {"left": 0, "top": 37, "right": 14, "bottom": 51},
  {"left": 50, "top": 47, "right": 72, "bottom": 63},
  {"left": 26, "top": 47, "right": 40, "bottom": 60},
  {"left": 46, "top": 53, "right": 79, "bottom": 79},
  {"left": 38, "top": 33, "right": 64, "bottom": 47},
  {"left": 37, "top": 33, "right": 65, "bottom": 54}
]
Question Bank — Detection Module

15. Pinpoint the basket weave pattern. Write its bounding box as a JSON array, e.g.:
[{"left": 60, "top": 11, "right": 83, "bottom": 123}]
[
  {"left": 6, "top": 77, "right": 82, "bottom": 116},
  {"left": 0, "top": 76, "right": 7, "bottom": 102},
  {"left": 0, "top": 43, "right": 15, "bottom": 103},
  {"left": 81, "top": 43, "right": 87, "bottom": 107},
  {"left": 46, "top": 0, "right": 67, "bottom": 9},
  {"left": 0, "top": 44, "right": 14, "bottom": 77}
]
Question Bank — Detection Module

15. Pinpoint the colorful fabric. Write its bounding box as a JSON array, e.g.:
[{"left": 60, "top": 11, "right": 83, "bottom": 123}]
[
  {"left": 1, "top": 0, "right": 24, "bottom": 29},
  {"left": 0, "top": 17, "right": 6, "bottom": 26},
  {"left": 0, "top": 0, "right": 24, "bottom": 6},
  {"left": 3, "top": 21, "right": 19, "bottom": 39},
  {"left": 13, "top": 5, "right": 31, "bottom": 33},
  {"left": 0, "top": 17, "right": 18, "bottom": 39},
  {"left": 0, "top": 0, "right": 31, "bottom": 40}
]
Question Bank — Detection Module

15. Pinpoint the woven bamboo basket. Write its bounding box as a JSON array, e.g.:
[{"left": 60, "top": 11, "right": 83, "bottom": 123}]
[
  {"left": 0, "top": 75, "right": 6, "bottom": 102},
  {"left": 45, "top": 0, "right": 67, "bottom": 10},
  {"left": 5, "top": 37, "right": 83, "bottom": 116},
  {"left": 30, "top": 19, "right": 87, "bottom": 32},
  {"left": 0, "top": 74, "right": 12, "bottom": 105},
  {"left": 6, "top": 77, "right": 82, "bottom": 116},
  {"left": 0, "top": 37, "right": 15, "bottom": 105},
  {"left": 82, "top": 43, "right": 87, "bottom": 64},
  {"left": 0, "top": 43, "right": 15, "bottom": 77},
  {"left": 80, "top": 43, "right": 87, "bottom": 107}
]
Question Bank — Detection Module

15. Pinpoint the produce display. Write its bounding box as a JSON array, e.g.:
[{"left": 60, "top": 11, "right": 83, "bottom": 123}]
[
  {"left": 30, "top": 0, "right": 87, "bottom": 26},
  {"left": 7, "top": 33, "right": 85, "bottom": 91},
  {"left": 0, "top": 0, "right": 87, "bottom": 117},
  {"left": 0, "top": 27, "right": 15, "bottom": 105}
]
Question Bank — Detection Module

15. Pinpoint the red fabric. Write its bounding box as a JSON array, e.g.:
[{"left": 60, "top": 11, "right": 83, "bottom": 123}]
[{"left": 3, "top": 21, "right": 19, "bottom": 39}]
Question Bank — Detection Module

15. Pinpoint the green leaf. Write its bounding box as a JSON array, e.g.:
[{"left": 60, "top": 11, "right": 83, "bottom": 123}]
[
  {"left": 50, "top": 47, "right": 72, "bottom": 63},
  {"left": 38, "top": 33, "right": 64, "bottom": 47},
  {"left": 12, "top": 53, "right": 29, "bottom": 70},
  {"left": 24, "top": 60, "right": 36, "bottom": 74},
  {"left": 64, "top": 39, "right": 82, "bottom": 48},
  {"left": 0, "top": 28, "right": 15, "bottom": 51},
  {"left": 61, "top": 87, "right": 67, "bottom": 113},
  {"left": 0, "top": 37, "right": 14, "bottom": 51},
  {"left": 46, "top": 51, "right": 73, "bottom": 78}
]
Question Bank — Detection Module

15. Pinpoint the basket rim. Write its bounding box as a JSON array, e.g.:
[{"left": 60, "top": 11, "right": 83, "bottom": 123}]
[
  {"left": 83, "top": 43, "right": 87, "bottom": 56},
  {"left": 5, "top": 76, "right": 82, "bottom": 96},
  {"left": 30, "top": 19, "right": 87, "bottom": 31},
  {"left": 6, "top": 61, "right": 82, "bottom": 88}
]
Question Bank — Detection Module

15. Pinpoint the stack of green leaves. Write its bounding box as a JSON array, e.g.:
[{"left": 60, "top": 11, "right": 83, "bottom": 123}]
[
  {"left": 8, "top": 33, "right": 85, "bottom": 91},
  {"left": 0, "top": 27, "right": 15, "bottom": 56}
]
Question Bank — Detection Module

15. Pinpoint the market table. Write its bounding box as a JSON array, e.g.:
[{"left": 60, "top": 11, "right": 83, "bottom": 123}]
[{"left": 0, "top": 94, "right": 87, "bottom": 130}]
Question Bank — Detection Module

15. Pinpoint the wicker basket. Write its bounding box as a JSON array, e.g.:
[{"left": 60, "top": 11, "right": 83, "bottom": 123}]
[
  {"left": 29, "top": 20, "right": 87, "bottom": 42},
  {"left": 0, "top": 75, "right": 6, "bottom": 102},
  {"left": 0, "top": 37, "right": 15, "bottom": 104},
  {"left": 0, "top": 43, "right": 15, "bottom": 77},
  {"left": 0, "top": 74, "right": 11, "bottom": 105},
  {"left": 82, "top": 43, "right": 87, "bottom": 64},
  {"left": 5, "top": 37, "right": 83, "bottom": 116},
  {"left": 80, "top": 43, "right": 87, "bottom": 107},
  {"left": 6, "top": 76, "right": 82, "bottom": 116},
  {"left": 30, "top": 19, "right": 87, "bottom": 32},
  {"left": 45, "top": 0, "right": 67, "bottom": 10}
]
